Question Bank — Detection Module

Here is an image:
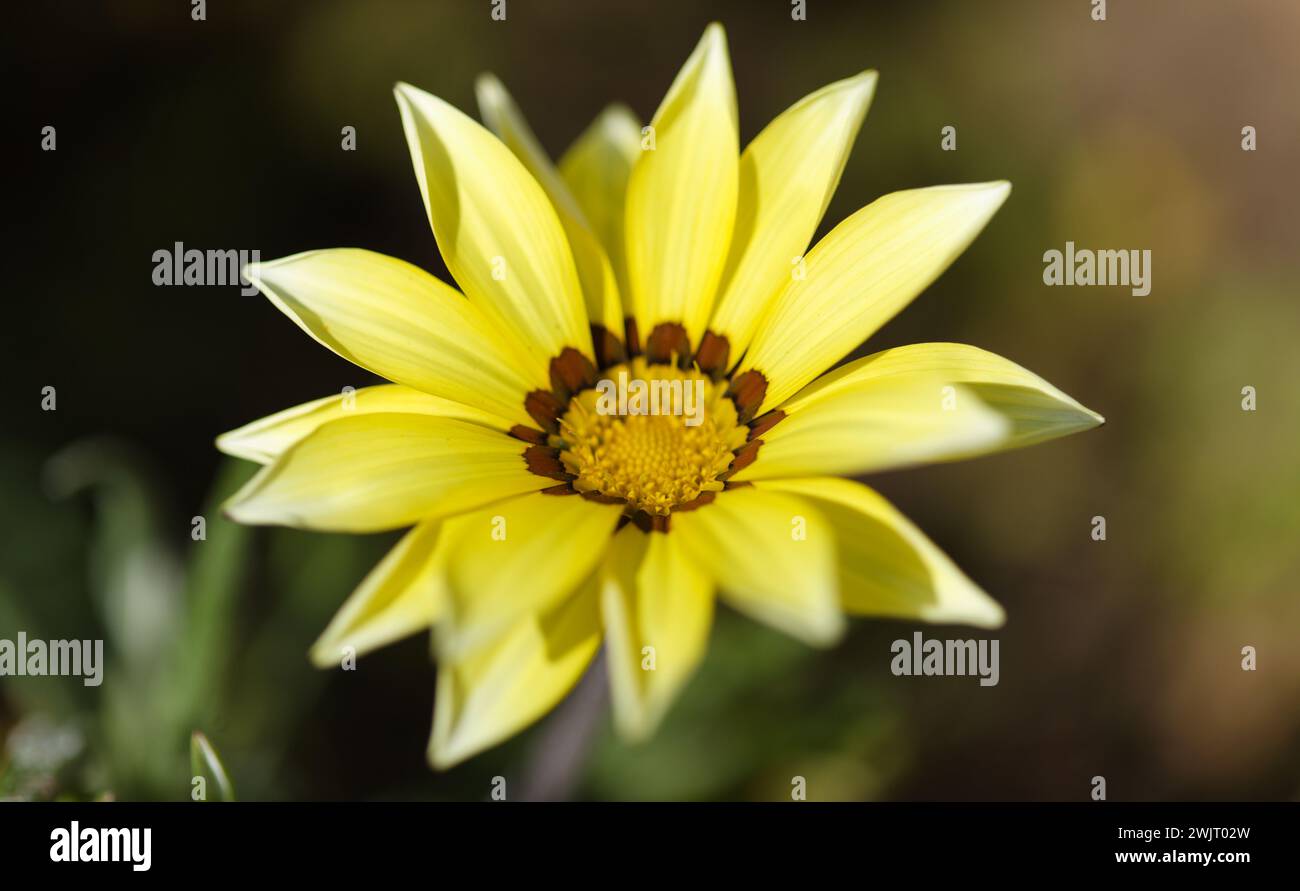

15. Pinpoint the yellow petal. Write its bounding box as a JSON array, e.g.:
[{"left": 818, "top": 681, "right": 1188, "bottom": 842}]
[
  {"left": 309, "top": 519, "right": 447, "bottom": 668},
  {"left": 559, "top": 104, "right": 642, "bottom": 314},
  {"left": 672, "top": 486, "right": 842, "bottom": 646},
  {"left": 738, "top": 181, "right": 1012, "bottom": 413},
  {"left": 600, "top": 526, "right": 713, "bottom": 741},
  {"left": 733, "top": 379, "right": 1009, "bottom": 482},
  {"left": 216, "top": 384, "right": 510, "bottom": 466},
  {"left": 708, "top": 71, "right": 877, "bottom": 366},
  {"left": 756, "top": 477, "right": 1004, "bottom": 627},
  {"left": 223, "top": 413, "right": 547, "bottom": 532},
  {"left": 429, "top": 575, "right": 601, "bottom": 769},
  {"left": 475, "top": 74, "right": 623, "bottom": 337},
  {"left": 244, "top": 249, "right": 544, "bottom": 427},
  {"left": 395, "top": 82, "right": 593, "bottom": 367},
  {"left": 436, "top": 492, "right": 623, "bottom": 658},
  {"left": 624, "top": 23, "right": 738, "bottom": 347},
  {"left": 777, "top": 341, "right": 1105, "bottom": 450}
]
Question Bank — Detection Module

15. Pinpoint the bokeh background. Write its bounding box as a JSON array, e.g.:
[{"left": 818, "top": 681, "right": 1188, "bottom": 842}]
[{"left": 4, "top": 0, "right": 1298, "bottom": 801}]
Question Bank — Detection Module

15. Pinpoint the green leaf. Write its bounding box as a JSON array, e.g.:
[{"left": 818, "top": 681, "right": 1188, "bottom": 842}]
[
  {"left": 166, "top": 459, "right": 258, "bottom": 730},
  {"left": 189, "top": 731, "right": 235, "bottom": 802}
]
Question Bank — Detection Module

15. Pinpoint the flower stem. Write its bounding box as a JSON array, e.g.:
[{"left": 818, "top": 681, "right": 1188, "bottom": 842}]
[{"left": 519, "top": 650, "right": 608, "bottom": 801}]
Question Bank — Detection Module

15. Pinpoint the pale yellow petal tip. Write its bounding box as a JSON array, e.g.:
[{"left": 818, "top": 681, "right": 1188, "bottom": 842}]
[
  {"left": 970, "top": 598, "right": 1007, "bottom": 630},
  {"left": 474, "top": 71, "right": 504, "bottom": 94},
  {"left": 989, "top": 604, "right": 1007, "bottom": 629},
  {"left": 1058, "top": 393, "right": 1105, "bottom": 432},
  {"left": 949, "top": 579, "right": 1007, "bottom": 628},
  {"left": 815, "top": 70, "right": 878, "bottom": 116},
  {"left": 308, "top": 637, "right": 344, "bottom": 670},
  {"left": 394, "top": 82, "right": 472, "bottom": 137},
  {"left": 700, "top": 22, "right": 732, "bottom": 73},
  {"left": 844, "top": 69, "right": 880, "bottom": 95},
  {"left": 219, "top": 497, "right": 257, "bottom": 526},
  {"left": 240, "top": 261, "right": 263, "bottom": 288},
  {"left": 431, "top": 621, "right": 489, "bottom": 666},
  {"left": 393, "top": 81, "right": 434, "bottom": 114},
  {"left": 915, "top": 594, "right": 1005, "bottom": 630},
  {"left": 598, "top": 102, "right": 640, "bottom": 132},
  {"left": 610, "top": 691, "right": 678, "bottom": 745},
  {"left": 426, "top": 733, "right": 453, "bottom": 771},
  {"left": 856, "top": 71, "right": 880, "bottom": 106},
  {"left": 897, "top": 181, "right": 1010, "bottom": 229},
  {"left": 219, "top": 472, "right": 275, "bottom": 526},
  {"left": 818, "top": 616, "right": 849, "bottom": 648},
  {"left": 984, "top": 180, "right": 1012, "bottom": 205},
  {"left": 240, "top": 250, "right": 325, "bottom": 290},
  {"left": 426, "top": 732, "right": 478, "bottom": 772},
  {"left": 427, "top": 747, "right": 458, "bottom": 772},
  {"left": 936, "top": 180, "right": 1012, "bottom": 225},
  {"left": 474, "top": 72, "right": 507, "bottom": 110},
  {"left": 611, "top": 708, "right": 653, "bottom": 745},
  {"left": 965, "top": 179, "right": 1011, "bottom": 202},
  {"left": 213, "top": 429, "right": 261, "bottom": 463},
  {"left": 799, "top": 611, "right": 847, "bottom": 649},
  {"left": 929, "top": 180, "right": 1011, "bottom": 201}
]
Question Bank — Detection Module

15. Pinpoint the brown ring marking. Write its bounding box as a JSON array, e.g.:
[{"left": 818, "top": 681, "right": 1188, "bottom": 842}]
[
  {"left": 623, "top": 316, "right": 641, "bottom": 357},
  {"left": 548, "top": 347, "right": 597, "bottom": 402},
  {"left": 672, "top": 491, "right": 716, "bottom": 512},
  {"left": 591, "top": 324, "right": 626, "bottom": 370},
  {"left": 629, "top": 510, "right": 671, "bottom": 533},
  {"left": 747, "top": 409, "right": 786, "bottom": 441},
  {"left": 694, "top": 331, "right": 731, "bottom": 378},
  {"left": 509, "top": 424, "right": 548, "bottom": 445},
  {"left": 720, "top": 439, "right": 762, "bottom": 479},
  {"left": 524, "top": 445, "right": 572, "bottom": 481},
  {"left": 579, "top": 490, "right": 625, "bottom": 505},
  {"left": 726, "top": 370, "right": 768, "bottom": 424},
  {"left": 525, "top": 389, "right": 565, "bottom": 433},
  {"left": 644, "top": 322, "right": 691, "bottom": 366}
]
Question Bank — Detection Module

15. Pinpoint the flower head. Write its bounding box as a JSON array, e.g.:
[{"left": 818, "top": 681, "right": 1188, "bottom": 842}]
[{"left": 218, "top": 23, "right": 1102, "bottom": 767}]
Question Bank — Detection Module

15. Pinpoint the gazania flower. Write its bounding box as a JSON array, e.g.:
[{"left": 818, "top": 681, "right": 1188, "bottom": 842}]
[{"left": 219, "top": 23, "right": 1101, "bottom": 768}]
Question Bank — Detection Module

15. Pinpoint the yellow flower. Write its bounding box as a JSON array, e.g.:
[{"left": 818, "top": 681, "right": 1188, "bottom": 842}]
[{"left": 218, "top": 23, "right": 1101, "bottom": 768}]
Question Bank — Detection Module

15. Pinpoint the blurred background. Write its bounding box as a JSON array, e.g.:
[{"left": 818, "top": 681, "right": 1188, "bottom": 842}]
[{"left": 4, "top": 0, "right": 1298, "bottom": 801}]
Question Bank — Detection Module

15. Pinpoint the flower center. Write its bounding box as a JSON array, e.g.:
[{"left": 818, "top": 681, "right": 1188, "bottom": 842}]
[{"left": 557, "top": 358, "right": 749, "bottom": 516}]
